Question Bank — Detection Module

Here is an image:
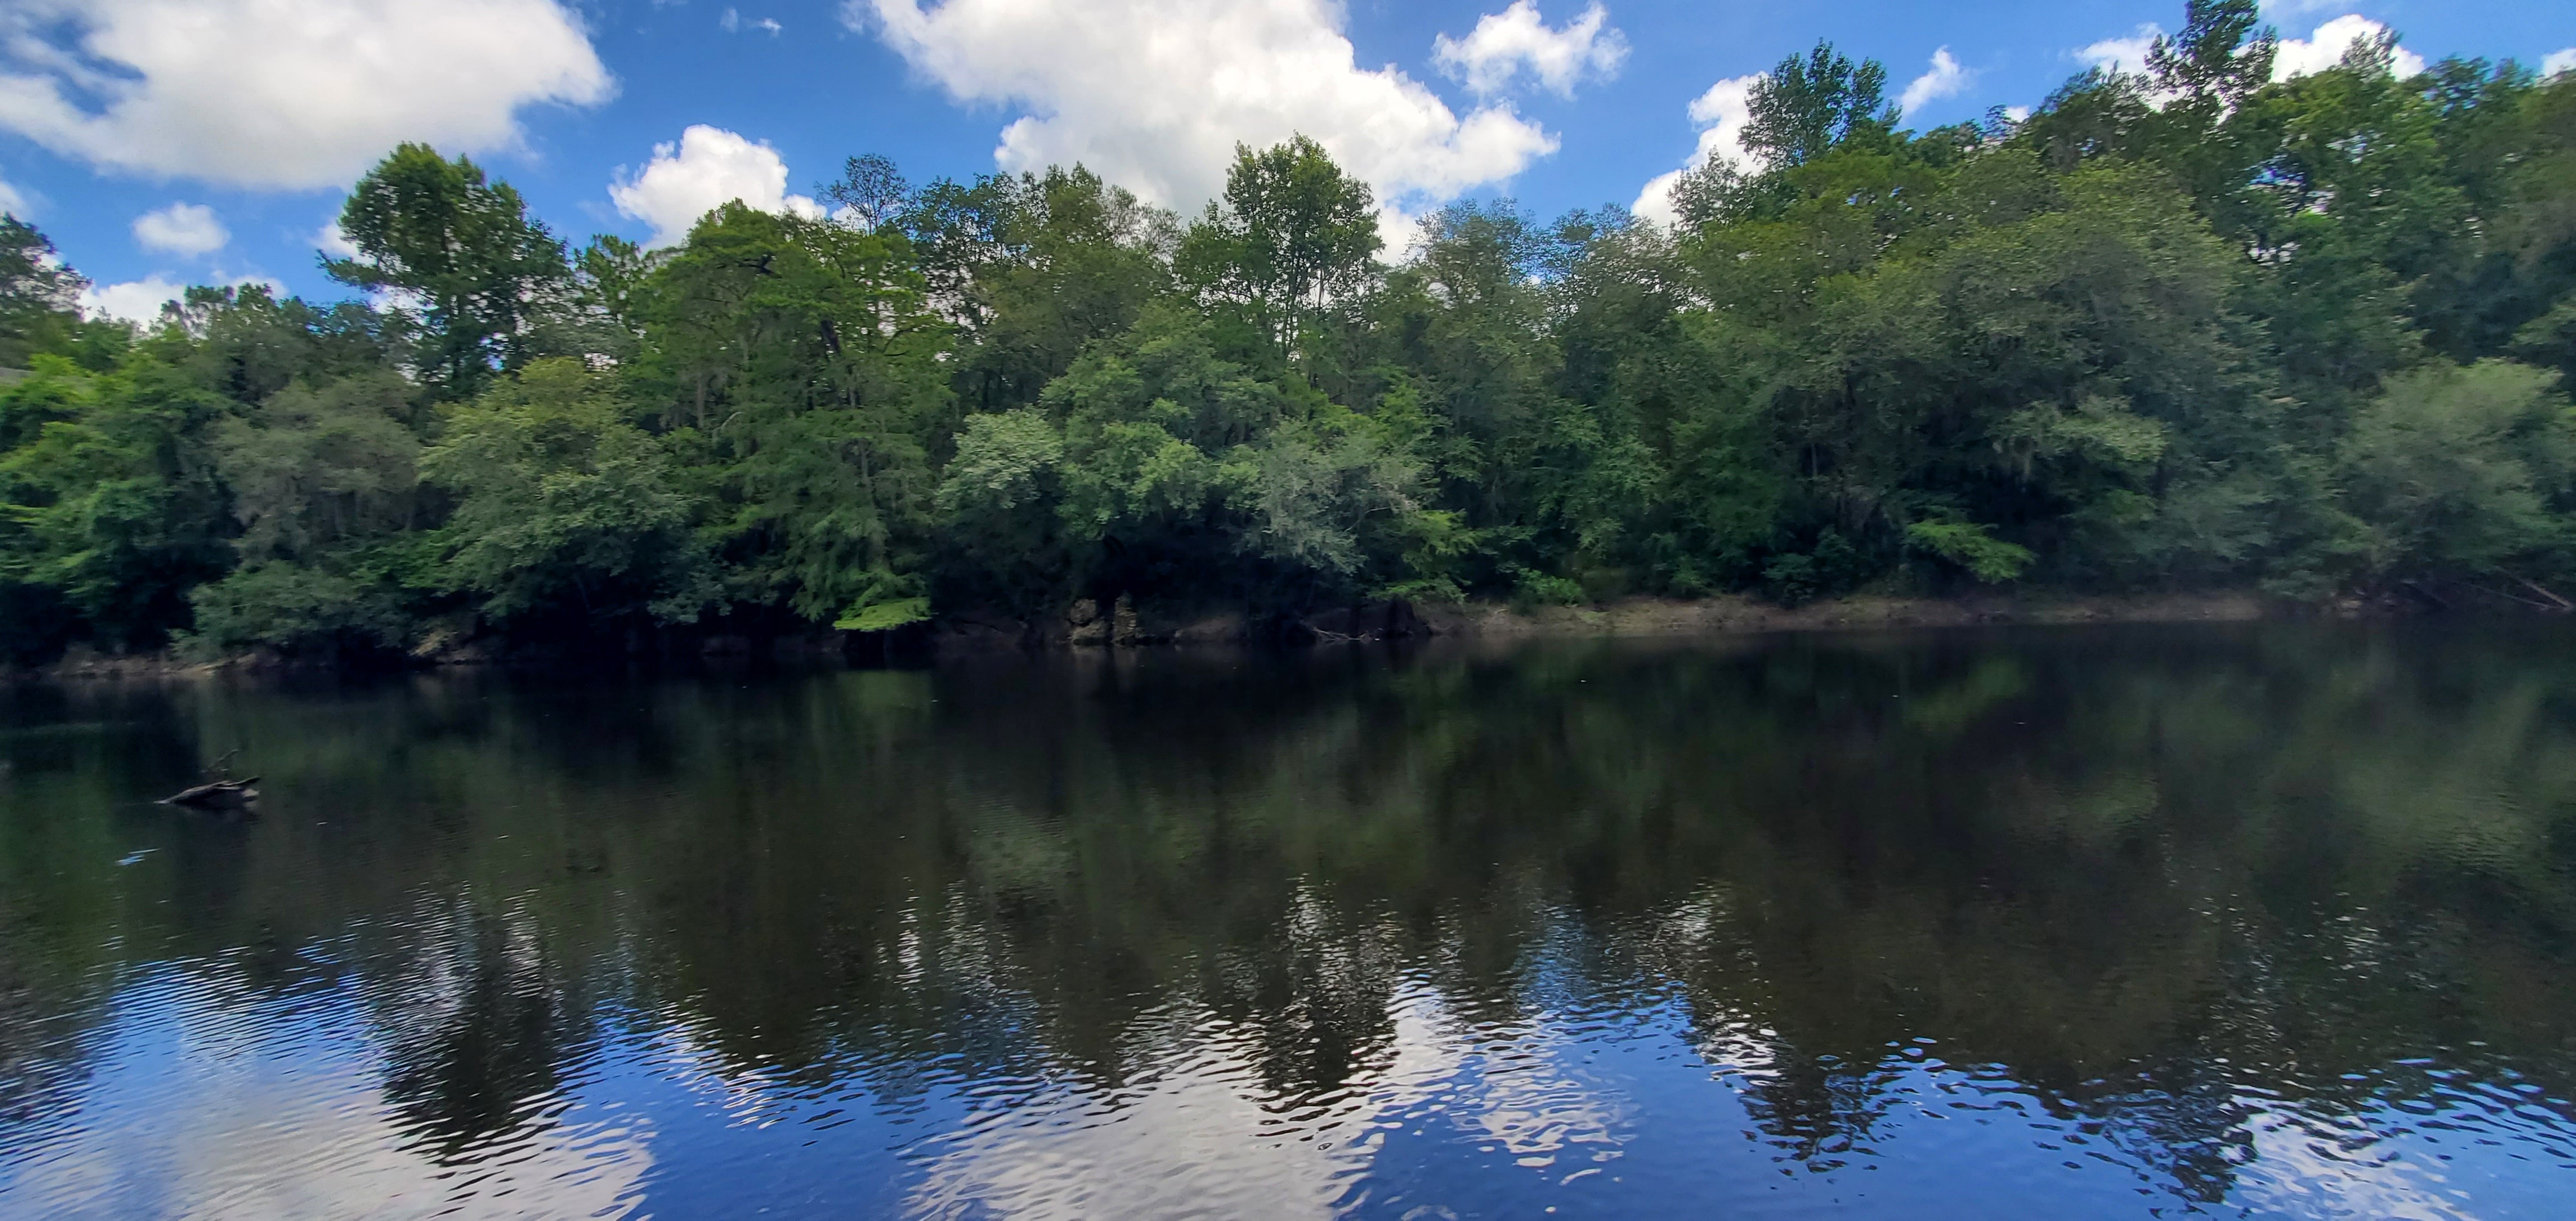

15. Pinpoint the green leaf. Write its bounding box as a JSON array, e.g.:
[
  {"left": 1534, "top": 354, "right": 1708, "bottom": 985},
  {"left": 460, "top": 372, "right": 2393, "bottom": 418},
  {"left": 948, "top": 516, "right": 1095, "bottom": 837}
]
[
  {"left": 1905, "top": 520, "right": 2034, "bottom": 583},
  {"left": 834, "top": 596, "right": 930, "bottom": 632}
]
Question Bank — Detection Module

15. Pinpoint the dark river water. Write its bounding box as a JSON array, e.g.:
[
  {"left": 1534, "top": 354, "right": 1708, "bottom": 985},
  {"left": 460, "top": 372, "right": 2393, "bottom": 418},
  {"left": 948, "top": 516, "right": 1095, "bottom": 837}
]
[{"left": 4, "top": 623, "right": 2575, "bottom": 1219}]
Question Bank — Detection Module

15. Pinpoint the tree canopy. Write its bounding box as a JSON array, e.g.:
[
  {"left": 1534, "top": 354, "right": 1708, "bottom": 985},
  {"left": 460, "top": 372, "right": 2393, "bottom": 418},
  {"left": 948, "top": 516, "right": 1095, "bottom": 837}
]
[{"left": 4, "top": 4, "right": 2574, "bottom": 664}]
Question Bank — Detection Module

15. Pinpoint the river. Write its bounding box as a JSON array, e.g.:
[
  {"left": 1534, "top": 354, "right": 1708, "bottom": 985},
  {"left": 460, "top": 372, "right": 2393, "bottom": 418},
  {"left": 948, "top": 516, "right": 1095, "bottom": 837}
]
[{"left": 3, "top": 622, "right": 2573, "bottom": 1219}]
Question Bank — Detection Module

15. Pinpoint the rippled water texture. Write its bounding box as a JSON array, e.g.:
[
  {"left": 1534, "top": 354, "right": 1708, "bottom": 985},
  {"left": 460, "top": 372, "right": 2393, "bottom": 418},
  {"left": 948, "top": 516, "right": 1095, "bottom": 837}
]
[{"left": 5, "top": 623, "right": 2576, "bottom": 1219}]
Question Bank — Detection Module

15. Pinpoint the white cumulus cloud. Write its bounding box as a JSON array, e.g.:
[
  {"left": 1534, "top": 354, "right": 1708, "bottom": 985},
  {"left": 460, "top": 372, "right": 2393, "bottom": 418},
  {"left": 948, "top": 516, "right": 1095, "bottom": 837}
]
[
  {"left": 315, "top": 219, "right": 361, "bottom": 260},
  {"left": 2548, "top": 49, "right": 2576, "bottom": 78},
  {"left": 131, "top": 201, "right": 226, "bottom": 257},
  {"left": 610, "top": 125, "right": 825, "bottom": 248},
  {"left": 2273, "top": 15, "right": 2426, "bottom": 81},
  {"left": 0, "top": 174, "right": 29, "bottom": 217},
  {"left": 2077, "top": 25, "right": 2163, "bottom": 77},
  {"left": 0, "top": 0, "right": 613, "bottom": 190},
  {"left": 2081, "top": 15, "right": 2426, "bottom": 84},
  {"left": 1898, "top": 47, "right": 1972, "bottom": 116},
  {"left": 1432, "top": 1, "right": 1626, "bottom": 98},
  {"left": 847, "top": 0, "right": 1559, "bottom": 213},
  {"left": 78, "top": 272, "right": 280, "bottom": 324},
  {"left": 77, "top": 275, "right": 188, "bottom": 324},
  {"left": 82, "top": 271, "right": 291, "bottom": 323},
  {"left": 1632, "top": 73, "right": 1759, "bottom": 228}
]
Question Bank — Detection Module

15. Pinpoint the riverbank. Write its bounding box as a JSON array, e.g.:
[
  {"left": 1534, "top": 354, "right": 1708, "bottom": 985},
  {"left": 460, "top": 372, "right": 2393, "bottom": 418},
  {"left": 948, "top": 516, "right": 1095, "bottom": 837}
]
[
  {"left": 1410, "top": 590, "right": 2272, "bottom": 638},
  {"left": 11, "top": 588, "right": 2311, "bottom": 682}
]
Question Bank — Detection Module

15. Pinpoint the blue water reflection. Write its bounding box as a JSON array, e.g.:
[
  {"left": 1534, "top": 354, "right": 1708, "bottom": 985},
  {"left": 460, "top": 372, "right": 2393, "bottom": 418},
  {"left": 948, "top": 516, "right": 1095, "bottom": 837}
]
[{"left": 3, "top": 624, "right": 2574, "bottom": 1218}]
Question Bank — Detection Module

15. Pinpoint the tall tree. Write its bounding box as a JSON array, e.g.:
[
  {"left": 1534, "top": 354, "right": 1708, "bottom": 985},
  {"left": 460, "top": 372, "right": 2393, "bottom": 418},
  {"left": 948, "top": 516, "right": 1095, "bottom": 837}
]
[
  {"left": 325, "top": 145, "right": 571, "bottom": 401},
  {"left": 1178, "top": 136, "right": 1381, "bottom": 355},
  {"left": 1744, "top": 42, "right": 1893, "bottom": 168},
  {"left": 2147, "top": 0, "right": 2279, "bottom": 111},
  {"left": 819, "top": 154, "right": 913, "bottom": 233},
  {"left": 642, "top": 202, "right": 953, "bottom": 627}
]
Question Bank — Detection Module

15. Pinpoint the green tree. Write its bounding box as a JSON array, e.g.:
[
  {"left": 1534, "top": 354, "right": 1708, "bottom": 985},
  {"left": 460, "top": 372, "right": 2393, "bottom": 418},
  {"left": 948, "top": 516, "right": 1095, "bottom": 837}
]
[
  {"left": 162, "top": 284, "right": 401, "bottom": 410},
  {"left": 2146, "top": 0, "right": 2279, "bottom": 113},
  {"left": 894, "top": 165, "right": 1176, "bottom": 412},
  {"left": 325, "top": 145, "right": 571, "bottom": 401},
  {"left": 1177, "top": 136, "right": 1381, "bottom": 356},
  {"left": 419, "top": 359, "right": 715, "bottom": 628},
  {"left": 0, "top": 357, "right": 234, "bottom": 650},
  {"left": 641, "top": 203, "right": 951, "bottom": 626},
  {"left": 2333, "top": 360, "right": 2575, "bottom": 586},
  {"left": 0, "top": 217, "right": 85, "bottom": 368},
  {"left": 935, "top": 408, "right": 1069, "bottom": 617},
  {"left": 1744, "top": 42, "right": 1893, "bottom": 169},
  {"left": 818, "top": 153, "right": 913, "bottom": 233},
  {"left": 943, "top": 303, "right": 1434, "bottom": 612},
  {"left": 212, "top": 371, "right": 420, "bottom": 565}
]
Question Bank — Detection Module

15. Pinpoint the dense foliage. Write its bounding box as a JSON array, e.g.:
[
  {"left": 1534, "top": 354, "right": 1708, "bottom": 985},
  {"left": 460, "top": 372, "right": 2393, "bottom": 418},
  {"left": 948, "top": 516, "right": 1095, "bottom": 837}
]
[{"left": 5, "top": 3, "right": 2575, "bottom": 664}]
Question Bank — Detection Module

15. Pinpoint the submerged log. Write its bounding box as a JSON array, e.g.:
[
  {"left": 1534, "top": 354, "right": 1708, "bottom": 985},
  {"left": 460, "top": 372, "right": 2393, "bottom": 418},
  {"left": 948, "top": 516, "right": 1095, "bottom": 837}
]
[{"left": 160, "top": 778, "right": 259, "bottom": 810}]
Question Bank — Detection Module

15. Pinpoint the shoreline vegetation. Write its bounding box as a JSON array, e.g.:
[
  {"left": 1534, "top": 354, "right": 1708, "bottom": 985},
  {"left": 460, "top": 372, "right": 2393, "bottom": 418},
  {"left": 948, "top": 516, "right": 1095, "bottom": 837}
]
[{"left": 6, "top": 2, "right": 2576, "bottom": 678}]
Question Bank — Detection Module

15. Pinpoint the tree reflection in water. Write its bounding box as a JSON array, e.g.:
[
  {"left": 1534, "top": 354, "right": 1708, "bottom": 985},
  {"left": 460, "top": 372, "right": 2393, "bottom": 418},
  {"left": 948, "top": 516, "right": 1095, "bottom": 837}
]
[{"left": 2, "top": 621, "right": 2574, "bottom": 1218}]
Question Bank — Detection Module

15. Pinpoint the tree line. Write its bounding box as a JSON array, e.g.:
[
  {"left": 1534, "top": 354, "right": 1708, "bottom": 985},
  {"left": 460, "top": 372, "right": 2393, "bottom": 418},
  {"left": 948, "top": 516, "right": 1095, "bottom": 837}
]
[{"left": 3, "top": 0, "right": 2573, "bottom": 665}]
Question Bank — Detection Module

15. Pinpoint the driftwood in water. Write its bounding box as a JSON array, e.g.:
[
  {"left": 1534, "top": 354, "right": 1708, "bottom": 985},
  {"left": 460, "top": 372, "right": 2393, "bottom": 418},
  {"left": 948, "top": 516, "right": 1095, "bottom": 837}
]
[
  {"left": 2509, "top": 573, "right": 2575, "bottom": 612},
  {"left": 160, "top": 778, "right": 259, "bottom": 809}
]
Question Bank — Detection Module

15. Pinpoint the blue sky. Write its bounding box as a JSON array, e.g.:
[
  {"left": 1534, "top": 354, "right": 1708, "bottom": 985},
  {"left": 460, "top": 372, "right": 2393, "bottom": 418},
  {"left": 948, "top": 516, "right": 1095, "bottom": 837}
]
[{"left": 3, "top": 0, "right": 2570, "bottom": 321}]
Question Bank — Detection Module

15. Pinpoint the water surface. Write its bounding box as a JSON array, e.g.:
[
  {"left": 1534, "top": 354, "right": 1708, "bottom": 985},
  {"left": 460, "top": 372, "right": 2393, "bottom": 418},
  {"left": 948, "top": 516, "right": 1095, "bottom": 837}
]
[{"left": 4, "top": 623, "right": 2575, "bottom": 1219}]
